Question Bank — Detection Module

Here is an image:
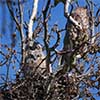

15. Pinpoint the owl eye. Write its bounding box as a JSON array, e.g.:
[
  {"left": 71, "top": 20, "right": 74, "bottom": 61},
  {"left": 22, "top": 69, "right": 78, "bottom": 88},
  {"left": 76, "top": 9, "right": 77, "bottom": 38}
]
[
  {"left": 37, "top": 54, "right": 40, "bottom": 57},
  {"left": 29, "top": 54, "right": 36, "bottom": 60}
]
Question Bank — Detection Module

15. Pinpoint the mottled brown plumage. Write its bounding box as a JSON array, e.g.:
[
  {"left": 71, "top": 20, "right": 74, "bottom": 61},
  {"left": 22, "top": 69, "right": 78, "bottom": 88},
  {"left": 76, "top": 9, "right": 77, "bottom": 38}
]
[
  {"left": 66, "top": 7, "right": 89, "bottom": 47},
  {"left": 23, "top": 42, "right": 47, "bottom": 76},
  {"left": 62, "top": 7, "right": 90, "bottom": 71}
]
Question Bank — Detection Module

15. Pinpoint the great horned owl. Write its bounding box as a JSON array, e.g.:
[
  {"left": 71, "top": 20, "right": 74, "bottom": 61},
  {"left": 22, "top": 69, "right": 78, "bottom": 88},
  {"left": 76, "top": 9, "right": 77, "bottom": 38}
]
[
  {"left": 65, "top": 7, "right": 89, "bottom": 49},
  {"left": 62, "top": 7, "right": 90, "bottom": 71},
  {"left": 23, "top": 42, "right": 46, "bottom": 76}
]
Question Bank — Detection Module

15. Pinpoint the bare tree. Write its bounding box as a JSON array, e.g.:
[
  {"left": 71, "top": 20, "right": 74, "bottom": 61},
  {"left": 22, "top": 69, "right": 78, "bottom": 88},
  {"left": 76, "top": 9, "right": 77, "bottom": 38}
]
[{"left": 0, "top": 0, "right": 100, "bottom": 100}]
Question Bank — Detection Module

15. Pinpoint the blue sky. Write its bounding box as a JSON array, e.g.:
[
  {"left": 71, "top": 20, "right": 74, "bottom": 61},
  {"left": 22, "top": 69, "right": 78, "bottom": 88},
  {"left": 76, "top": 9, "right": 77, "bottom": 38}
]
[{"left": 0, "top": 0, "right": 100, "bottom": 99}]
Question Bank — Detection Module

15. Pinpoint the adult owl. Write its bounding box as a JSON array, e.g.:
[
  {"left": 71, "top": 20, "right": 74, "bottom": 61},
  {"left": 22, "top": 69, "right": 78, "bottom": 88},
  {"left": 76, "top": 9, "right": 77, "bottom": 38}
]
[
  {"left": 62, "top": 7, "right": 90, "bottom": 71},
  {"left": 23, "top": 42, "right": 47, "bottom": 76}
]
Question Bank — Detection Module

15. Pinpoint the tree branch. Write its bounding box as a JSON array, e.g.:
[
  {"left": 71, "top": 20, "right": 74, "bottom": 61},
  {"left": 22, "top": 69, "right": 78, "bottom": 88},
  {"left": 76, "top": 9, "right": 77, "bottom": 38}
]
[
  {"left": 18, "top": 0, "right": 25, "bottom": 64},
  {"left": 18, "top": 0, "right": 24, "bottom": 40},
  {"left": 43, "top": 0, "right": 51, "bottom": 73},
  {"left": 6, "top": 0, "right": 20, "bottom": 31},
  {"left": 28, "top": 0, "right": 39, "bottom": 40},
  {"left": 6, "top": 0, "right": 25, "bottom": 64},
  {"left": 90, "top": 1, "right": 95, "bottom": 44}
]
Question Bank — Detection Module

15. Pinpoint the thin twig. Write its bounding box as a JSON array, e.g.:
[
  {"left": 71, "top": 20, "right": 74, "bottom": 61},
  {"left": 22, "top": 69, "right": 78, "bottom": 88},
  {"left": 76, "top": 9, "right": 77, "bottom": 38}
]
[
  {"left": 0, "top": 51, "right": 8, "bottom": 66},
  {"left": 6, "top": 0, "right": 20, "bottom": 31},
  {"left": 49, "top": 30, "right": 61, "bottom": 51}
]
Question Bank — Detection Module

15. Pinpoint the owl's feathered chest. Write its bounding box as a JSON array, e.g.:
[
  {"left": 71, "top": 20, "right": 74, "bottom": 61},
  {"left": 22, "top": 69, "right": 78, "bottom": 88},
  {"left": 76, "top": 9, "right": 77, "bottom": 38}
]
[
  {"left": 23, "top": 42, "right": 46, "bottom": 75},
  {"left": 66, "top": 7, "right": 90, "bottom": 46}
]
